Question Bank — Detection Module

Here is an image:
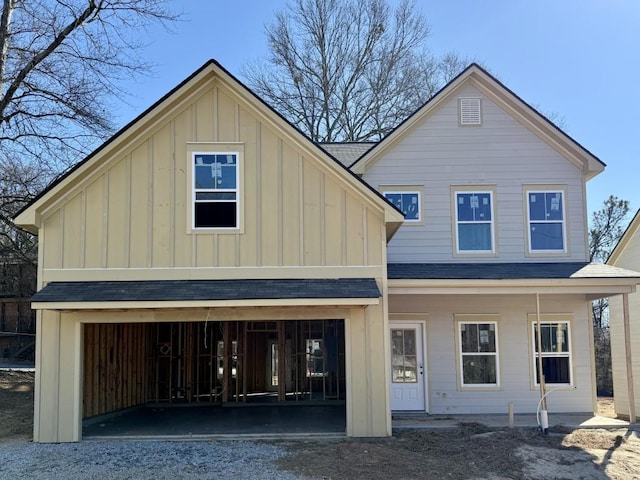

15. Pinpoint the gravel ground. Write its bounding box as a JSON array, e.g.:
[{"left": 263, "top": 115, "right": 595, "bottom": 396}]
[{"left": 0, "top": 439, "right": 305, "bottom": 480}]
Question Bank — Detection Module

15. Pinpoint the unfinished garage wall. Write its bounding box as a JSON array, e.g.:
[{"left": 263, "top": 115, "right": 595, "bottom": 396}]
[{"left": 83, "top": 323, "right": 148, "bottom": 418}]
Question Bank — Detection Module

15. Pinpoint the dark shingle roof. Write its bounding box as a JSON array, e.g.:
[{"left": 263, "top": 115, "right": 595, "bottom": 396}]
[
  {"left": 31, "top": 278, "right": 380, "bottom": 303},
  {"left": 318, "top": 142, "right": 376, "bottom": 167},
  {"left": 387, "top": 262, "right": 640, "bottom": 280}
]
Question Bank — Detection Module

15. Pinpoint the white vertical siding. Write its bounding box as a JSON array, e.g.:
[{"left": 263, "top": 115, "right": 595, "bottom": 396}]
[
  {"left": 364, "top": 84, "right": 588, "bottom": 263},
  {"left": 389, "top": 294, "right": 594, "bottom": 414}
]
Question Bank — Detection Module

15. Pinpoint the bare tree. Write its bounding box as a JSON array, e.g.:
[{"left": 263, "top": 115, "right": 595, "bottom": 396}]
[
  {"left": 589, "top": 195, "right": 631, "bottom": 265},
  {"left": 0, "top": 0, "right": 176, "bottom": 357},
  {"left": 244, "top": 0, "right": 471, "bottom": 142},
  {"left": 588, "top": 195, "right": 631, "bottom": 395}
]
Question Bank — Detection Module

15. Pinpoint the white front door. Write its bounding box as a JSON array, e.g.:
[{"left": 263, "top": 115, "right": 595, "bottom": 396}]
[{"left": 390, "top": 323, "right": 426, "bottom": 411}]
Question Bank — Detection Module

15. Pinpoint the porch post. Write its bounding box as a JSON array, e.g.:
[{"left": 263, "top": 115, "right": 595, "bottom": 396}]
[
  {"left": 536, "top": 293, "right": 547, "bottom": 410},
  {"left": 623, "top": 293, "right": 636, "bottom": 422}
]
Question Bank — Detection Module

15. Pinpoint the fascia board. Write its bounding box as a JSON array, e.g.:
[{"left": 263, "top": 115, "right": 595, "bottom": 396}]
[
  {"left": 32, "top": 297, "right": 380, "bottom": 311},
  {"left": 607, "top": 209, "right": 640, "bottom": 265}
]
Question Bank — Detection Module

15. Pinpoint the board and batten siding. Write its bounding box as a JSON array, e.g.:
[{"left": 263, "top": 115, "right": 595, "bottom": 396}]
[
  {"left": 38, "top": 80, "right": 385, "bottom": 274},
  {"left": 363, "top": 84, "right": 588, "bottom": 263},
  {"left": 389, "top": 294, "right": 595, "bottom": 414},
  {"left": 608, "top": 225, "right": 640, "bottom": 417}
]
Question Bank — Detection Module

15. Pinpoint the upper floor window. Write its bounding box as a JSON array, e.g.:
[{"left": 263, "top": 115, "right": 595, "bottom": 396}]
[
  {"left": 527, "top": 190, "right": 565, "bottom": 252},
  {"left": 383, "top": 191, "right": 421, "bottom": 223},
  {"left": 193, "top": 152, "right": 239, "bottom": 229},
  {"left": 454, "top": 190, "right": 494, "bottom": 254}
]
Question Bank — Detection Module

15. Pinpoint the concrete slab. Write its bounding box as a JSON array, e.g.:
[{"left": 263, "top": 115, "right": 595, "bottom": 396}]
[
  {"left": 0, "top": 359, "right": 35, "bottom": 371},
  {"left": 83, "top": 404, "right": 346, "bottom": 439},
  {"left": 392, "top": 412, "right": 632, "bottom": 431}
]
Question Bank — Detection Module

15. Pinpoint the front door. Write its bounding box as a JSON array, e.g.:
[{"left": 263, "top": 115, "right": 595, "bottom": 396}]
[{"left": 390, "top": 323, "right": 426, "bottom": 411}]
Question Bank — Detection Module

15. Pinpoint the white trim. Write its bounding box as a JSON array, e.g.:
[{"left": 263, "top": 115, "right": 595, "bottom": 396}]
[
  {"left": 530, "top": 319, "right": 573, "bottom": 387},
  {"left": 456, "top": 319, "right": 500, "bottom": 388},
  {"left": 382, "top": 190, "right": 422, "bottom": 223},
  {"left": 388, "top": 320, "right": 428, "bottom": 412},
  {"left": 526, "top": 189, "right": 567, "bottom": 254},
  {"left": 32, "top": 297, "right": 380, "bottom": 311},
  {"left": 454, "top": 189, "right": 495, "bottom": 254},
  {"left": 191, "top": 151, "right": 241, "bottom": 231}
]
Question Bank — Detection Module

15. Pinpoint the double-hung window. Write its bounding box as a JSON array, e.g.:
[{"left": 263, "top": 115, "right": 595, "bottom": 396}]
[
  {"left": 454, "top": 190, "right": 494, "bottom": 253},
  {"left": 531, "top": 319, "right": 572, "bottom": 385},
  {"left": 527, "top": 190, "right": 566, "bottom": 252},
  {"left": 193, "top": 152, "right": 239, "bottom": 229},
  {"left": 457, "top": 318, "right": 499, "bottom": 388},
  {"left": 383, "top": 190, "right": 421, "bottom": 223}
]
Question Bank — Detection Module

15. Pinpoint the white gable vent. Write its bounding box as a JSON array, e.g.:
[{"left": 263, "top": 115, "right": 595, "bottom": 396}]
[{"left": 459, "top": 97, "right": 482, "bottom": 126}]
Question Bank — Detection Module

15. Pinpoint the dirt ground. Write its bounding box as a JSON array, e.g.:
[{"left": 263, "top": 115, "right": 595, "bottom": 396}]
[{"left": 2, "top": 371, "right": 639, "bottom": 479}]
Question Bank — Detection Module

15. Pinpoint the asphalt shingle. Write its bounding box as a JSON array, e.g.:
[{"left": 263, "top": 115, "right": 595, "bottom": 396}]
[
  {"left": 31, "top": 278, "right": 381, "bottom": 303},
  {"left": 387, "top": 262, "right": 640, "bottom": 280}
]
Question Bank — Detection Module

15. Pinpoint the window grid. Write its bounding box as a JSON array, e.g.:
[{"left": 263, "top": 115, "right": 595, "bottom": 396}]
[{"left": 458, "top": 321, "right": 499, "bottom": 388}]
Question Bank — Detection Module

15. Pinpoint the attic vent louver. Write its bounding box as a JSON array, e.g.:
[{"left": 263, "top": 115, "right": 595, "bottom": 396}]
[{"left": 459, "top": 98, "right": 482, "bottom": 126}]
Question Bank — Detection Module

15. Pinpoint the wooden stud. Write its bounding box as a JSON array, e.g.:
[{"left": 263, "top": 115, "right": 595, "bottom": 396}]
[
  {"left": 278, "top": 320, "right": 286, "bottom": 401},
  {"left": 222, "top": 322, "right": 230, "bottom": 403}
]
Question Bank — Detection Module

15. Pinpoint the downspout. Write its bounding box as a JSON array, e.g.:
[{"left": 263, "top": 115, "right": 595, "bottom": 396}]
[{"left": 536, "top": 293, "right": 549, "bottom": 433}]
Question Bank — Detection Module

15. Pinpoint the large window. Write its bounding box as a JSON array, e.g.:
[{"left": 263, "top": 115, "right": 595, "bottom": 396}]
[
  {"left": 193, "top": 152, "right": 239, "bottom": 229},
  {"left": 457, "top": 319, "right": 499, "bottom": 387},
  {"left": 454, "top": 190, "right": 494, "bottom": 253},
  {"left": 527, "top": 190, "right": 565, "bottom": 252},
  {"left": 532, "top": 320, "right": 572, "bottom": 385}
]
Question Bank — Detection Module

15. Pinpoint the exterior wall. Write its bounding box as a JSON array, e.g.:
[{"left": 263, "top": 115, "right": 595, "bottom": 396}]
[
  {"left": 38, "top": 79, "right": 384, "bottom": 275},
  {"left": 363, "top": 84, "right": 589, "bottom": 263},
  {"left": 30, "top": 72, "right": 392, "bottom": 442},
  {"left": 33, "top": 311, "right": 83, "bottom": 442},
  {"left": 389, "top": 293, "right": 595, "bottom": 414},
  {"left": 609, "top": 293, "right": 640, "bottom": 417},
  {"left": 34, "top": 305, "right": 391, "bottom": 442},
  {"left": 609, "top": 225, "right": 640, "bottom": 416}
]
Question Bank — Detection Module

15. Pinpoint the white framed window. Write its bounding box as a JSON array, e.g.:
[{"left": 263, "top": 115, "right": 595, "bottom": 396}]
[
  {"left": 383, "top": 191, "right": 421, "bottom": 223},
  {"left": 454, "top": 190, "right": 494, "bottom": 253},
  {"left": 526, "top": 190, "right": 566, "bottom": 252},
  {"left": 192, "top": 152, "right": 239, "bottom": 229},
  {"left": 457, "top": 320, "right": 499, "bottom": 387},
  {"left": 531, "top": 320, "right": 572, "bottom": 386}
]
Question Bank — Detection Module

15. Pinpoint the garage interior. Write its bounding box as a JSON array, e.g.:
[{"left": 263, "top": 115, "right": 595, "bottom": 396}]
[{"left": 82, "top": 319, "right": 347, "bottom": 436}]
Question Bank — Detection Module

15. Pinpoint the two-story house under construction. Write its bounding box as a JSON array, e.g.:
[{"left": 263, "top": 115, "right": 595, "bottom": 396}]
[{"left": 15, "top": 60, "right": 640, "bottom": 442}]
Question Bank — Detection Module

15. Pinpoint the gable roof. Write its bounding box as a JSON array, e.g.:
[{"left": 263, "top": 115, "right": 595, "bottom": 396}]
[
  {"left": 349, "top": 63, "right": 605, "bottom": 179},
  {"left": 607, "top": 208, "right": 640, "bottom": 265},
  {"left": 14, "top": 59, "right": 404, "bottom": 237}
]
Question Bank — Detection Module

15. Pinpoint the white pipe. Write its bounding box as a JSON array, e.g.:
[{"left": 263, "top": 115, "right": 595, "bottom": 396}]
[{"left": 536, "top": 386, "right": 577, "bottom": 433}]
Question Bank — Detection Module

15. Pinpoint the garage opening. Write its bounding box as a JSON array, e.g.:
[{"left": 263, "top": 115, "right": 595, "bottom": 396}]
[{"left": 82, "top": 319, "right": 346, "bottom": 436}]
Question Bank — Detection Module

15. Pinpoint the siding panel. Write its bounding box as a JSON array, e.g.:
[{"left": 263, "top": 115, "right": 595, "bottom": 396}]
[{"left": 364, "top": 84, "right": 587, "bottom": 263}]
